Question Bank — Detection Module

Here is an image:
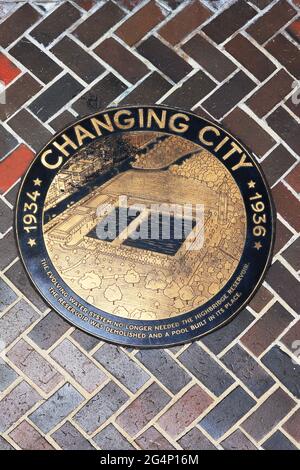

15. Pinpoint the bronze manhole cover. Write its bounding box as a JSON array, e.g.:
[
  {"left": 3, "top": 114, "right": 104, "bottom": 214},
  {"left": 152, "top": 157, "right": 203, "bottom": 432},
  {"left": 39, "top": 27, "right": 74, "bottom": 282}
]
[{"left": 16, "top": 106, "right": 275, "bottom": 347}]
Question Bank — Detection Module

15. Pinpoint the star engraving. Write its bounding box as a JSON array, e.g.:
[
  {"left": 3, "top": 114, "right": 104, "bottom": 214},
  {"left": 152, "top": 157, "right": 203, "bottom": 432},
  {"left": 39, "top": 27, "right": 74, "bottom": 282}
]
[
  {"left": 254, "top": 241, "right": 262, "bottom": 250},
  {"left": 248, "top": 180, "right": 256, "bottom": 189},
  {"left": 33, "top": 178, "right": 42, "bottom": 186},
  {"left": 28, "top": 238, "right": 36, "bottom": 247}
]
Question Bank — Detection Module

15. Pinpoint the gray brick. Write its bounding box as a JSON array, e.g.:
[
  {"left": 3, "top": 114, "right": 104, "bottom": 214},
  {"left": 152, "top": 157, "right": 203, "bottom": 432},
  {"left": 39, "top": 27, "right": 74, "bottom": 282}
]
[
  {"left": 30, "top": 383, "right": 84, "bottom": 433},
  {"left": 221, "top": 429, "right": 257, "bottom": 450},
  {"left": 241, "top": 388, "right": 296, "bottom": 441},
  {"left": 71, "top": 329, "right": 100, "bottom": 352},
  {"left": 135, "top": 426, "right": 175, "bottom": 450},
  {"left": 0, "top": 230, "right": 18, "bottom": 271},
  {"left": 0, "top": 278, "right": 17, "bottom": 314},
  {"left": 136, "top": 349, "right": 191, "bottom": 394},
  {"left": 50, "top": 339, "right": 106, "bottom": 393},
  {"left": 0, "top": 125, "right": 18, "bottom": 161},
  {"left": 0, "top": 299, "right": 38, "bottom": 351},
  {"left": 0, "top": 358, "right": 18, "bottom": 392},
  {"left": 5, "top": 260, "right": 48, "bottom": 311},
  {"left": 93, "top": 424, "right": 134, "bottom": 450},
  {"left": 0, "top": 381, "right": 41, "bottom": 432},
  {"left": 262, "top": 430, "right": 298, "bottom": 450},
  {"left": 28, "top": 310, "right": 70, "bottom": 350},
  {"left": 262, "top": 346, "right": 300, "bottom": 399},
  {"left": 201, "top": 309, "right": 255, "bottom": 354},
  {"left": 52, "top": 421, "right": 95, "bottom": 450},
  {"left": 7, "top": 109, "right": 53, "bottom": 152},
  {"left": 94, "top": 344, "right": 149, "bottom": 393},
  {"left": 0, "top": 436, "right": 14, "bottom": 450},
  {"left": 178, "top": 427, "right": 216, "bottom": 450},
  {"left": 29, "top": 74, "right": 83, "bottom": 122},
  {"left": 0, "top": 199, "right": 13, "bottom": 233},
  {"left": 221, "top": 344, "right": 275, "bottom": 397},
  {"left": 179, "top": 343, "right": 234, "bottom": 396},
  {"left": 74, "top": 381, "right": 129, "bottom": 434},
  {"left": 199, "top": 386, "right": 256, "bottom": 439}
]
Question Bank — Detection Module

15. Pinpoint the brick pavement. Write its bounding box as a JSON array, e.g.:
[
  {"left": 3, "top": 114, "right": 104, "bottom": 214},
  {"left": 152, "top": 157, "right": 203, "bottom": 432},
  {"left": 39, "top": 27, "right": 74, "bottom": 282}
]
[{"left": 0, "top": 0, "right": 299, "bottom": 450}]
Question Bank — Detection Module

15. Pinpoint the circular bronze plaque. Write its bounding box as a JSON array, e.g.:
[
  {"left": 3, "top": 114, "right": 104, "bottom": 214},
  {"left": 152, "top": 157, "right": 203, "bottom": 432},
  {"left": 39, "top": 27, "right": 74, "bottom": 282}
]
[{"left": 16, "top": 106, "right": 275, "bottom": 347}]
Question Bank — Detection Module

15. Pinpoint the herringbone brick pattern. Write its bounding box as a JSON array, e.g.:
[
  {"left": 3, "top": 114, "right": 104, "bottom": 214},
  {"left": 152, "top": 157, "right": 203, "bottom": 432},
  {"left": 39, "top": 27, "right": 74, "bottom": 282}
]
[{"left": 0, "top": 0, "right": 299, "bottom": 451}]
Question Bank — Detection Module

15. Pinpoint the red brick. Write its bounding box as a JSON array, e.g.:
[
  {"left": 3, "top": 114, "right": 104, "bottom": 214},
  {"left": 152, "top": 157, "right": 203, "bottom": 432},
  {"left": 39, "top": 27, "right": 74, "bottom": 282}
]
[
  {"left": 9, "top": 421, "right": 54, "bottom": 450},
  {"left": 248, "top": 0, "right": 297, "bottom": 44},
  {"left": 241, "top": 302, "right": 294, "bottom": 356},
  {"left": 272, "top": 182, "right": 300, "bottom": 232},
  {"left": 94, "top": 38, "right": 148, "bottom": 84},
  {"left": 225, "top": 34, "right": 276, "bottom": 81},
  {"left": 157, "top": 385, "right": 213, "bottom": 438},
  {"left": 266, "top": 34, "right": 300, "bottom": 79},
  {"left": 116, "top": 0, "right": 165, "bottom": 46},
  {"left": 0, "top": 144, "right": 34, "bottom": 194},
  {"left": 285, "top": 163, "right": 300, "bottom": 193},
  {"left": 287, "top": 19, "right": 300, "bottom": 43},
  {"left": 246, "top": 69, "right": 294, "bottom": 118},
  {"left": 267, "top": 106, "right": 300, "bottom": 156},
  {"left": 274, "top": 218, "right": 293, "bottom": 255},
  {"left": 0, "top": 53, "right": 20, "bottom": 85},
  {"left": 159, "top": 1, "right": 211, "bottom": 45}
]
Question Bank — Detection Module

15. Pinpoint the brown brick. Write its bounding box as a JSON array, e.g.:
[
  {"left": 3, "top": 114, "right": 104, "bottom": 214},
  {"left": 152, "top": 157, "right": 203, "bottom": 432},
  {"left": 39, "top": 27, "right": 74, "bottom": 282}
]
[
  {"left": 247, "top": 69, "right": 294, "bottom": 118},
  {"left": 159, "top": 1, "right": 211, "bottom": 45},
  {"left": 116, "top": 0, "right": 165, "bottom": 46},
  {"left": 268, "top": 106, "right": 300, "bottom": 155},
  {"left": 274, "top": 218, "right": 293, "bottom": 254},
  {"left": 73, "top": 1, "right": 124, "bottom": 47},
  {"left": 225, "top": 34, "right": 276, "bottom": 81},
  {"left": 249, "top": 285, "right": 273, "bottom": 313},
  {"left": 116, "top": 382, "right": 171, "bottom": 437},
  {"left": 241, "top": 301, "right": 294, "bottom": 356},
  {"left": 94, "top": 38, "right": 148, "bottom": 84},
  {"left": 163, "top": 70, "right": 215, "bottom": 109},
  {"left": 241, "top": 388, "right": 296, "bottom": 441},
  {"left": 121, "top": 72, "right": 171, "bottom": 105},
  {"left": 248, "top": 0, "right": 297, "bottom": 44},
  {"left": 7, "top": 108, "right": 53, "bottom": 152},
  {"left": 182, "top": 33, "right": 236, "bottom": 82},
  {"left": 285, "top": 93, "right": 300, "bottom": 119},
  {"left": 261, "top": 144, "right": 296, "bottom": 187},
  {"left": 9, "top": 38, "right": 62, "bottom": 84},
  {"left": 30, "top": 2, "right": 81, "bottom": 47},
  {"left": 272, "top": 182, "right": 300, "bottom": 232},
  {"left": 283, "top": 409, "right": 300, "bottom": 443},
  {"left": 266, "top": 260, "right": 300, "bottom": 312},
  {"left": 135, "top": 426, "right": 175, "bottom": 450},
  {"left": 51, "top": 36, "right": 104, "bottom": 84},
  {"left": 9, "top": 421, "right": 54, "bottom": 450},
  {"left": 0, "top": 125, "right": 18, "bottom": 160},
  {"left": 0, "top": 3, "right": 41, "bottom": 48},
  {"left": 137, "top": 36, "right": 192, "bottom": 83},
  {"left": 49, "top": 110, "right": 76, "bottom": 133},
  {"left": 281, "top": 319, "right": 300, "bottom": 355},
  {"left": 7, "top": 339, "right": 63, "bottom": 393},
  {"left": 0, "top": 381, "right": 41, "bottom": 432},
  {"left": 285, "top": 163, "right": 300, "bottom": 193},
  {"left": 202, "top": 0, "right": 257, "bottom": 44},
  {"left": 0, "top": 73, "right": 42, "bottom": 122},
  {"left": 50, "top": 339, "right": 106, "bottom": 393},
  {"left": 157, "top": 385, "right": 213, "bottom": 438},
  {"left": 266, "top": 34, "right": 300, "bottom": 79},
  {"left": 223, "top": 107, "right": 275, "bottom": 157}
]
